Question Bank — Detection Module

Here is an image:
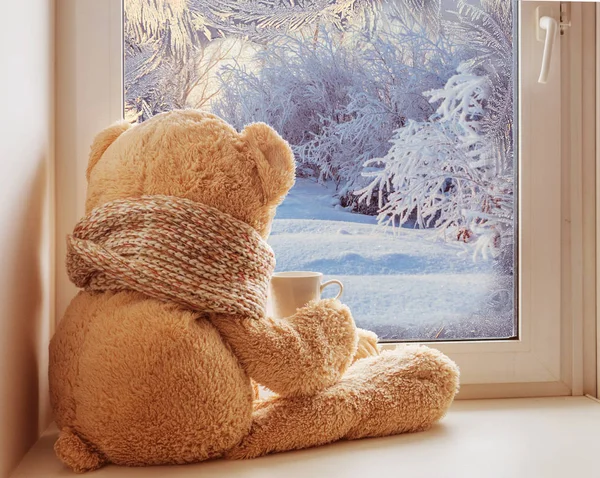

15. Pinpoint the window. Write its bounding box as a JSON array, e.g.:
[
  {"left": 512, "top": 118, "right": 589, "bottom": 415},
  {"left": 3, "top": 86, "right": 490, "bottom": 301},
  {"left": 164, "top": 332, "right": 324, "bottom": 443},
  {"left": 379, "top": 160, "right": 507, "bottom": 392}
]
[
  {"left": 123, "top": 0, "right": 517, "bottom": 342},
  {"left": 55, "top": 0, "right": 595, "bottom": 397}
]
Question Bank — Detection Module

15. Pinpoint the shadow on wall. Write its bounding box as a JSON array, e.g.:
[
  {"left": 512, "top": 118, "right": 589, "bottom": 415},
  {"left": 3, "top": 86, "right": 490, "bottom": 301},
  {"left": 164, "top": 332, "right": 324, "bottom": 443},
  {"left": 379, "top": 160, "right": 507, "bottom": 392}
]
[{"left": 0, "top": 157, "right": 51, "bottom": 478}]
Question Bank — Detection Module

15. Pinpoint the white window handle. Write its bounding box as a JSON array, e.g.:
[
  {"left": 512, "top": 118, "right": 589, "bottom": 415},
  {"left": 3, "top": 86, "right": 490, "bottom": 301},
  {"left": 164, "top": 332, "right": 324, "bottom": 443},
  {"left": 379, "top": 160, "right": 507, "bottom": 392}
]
[{"left": 538, "top": 16, "right": 558, "bottom": 84}]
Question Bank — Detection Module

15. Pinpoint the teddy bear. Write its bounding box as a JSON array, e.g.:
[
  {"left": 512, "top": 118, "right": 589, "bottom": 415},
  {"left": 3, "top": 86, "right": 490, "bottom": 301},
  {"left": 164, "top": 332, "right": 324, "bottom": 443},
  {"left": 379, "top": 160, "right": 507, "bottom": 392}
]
[{"left": 49, "top": 110, "right": 459, "bottom": 473}]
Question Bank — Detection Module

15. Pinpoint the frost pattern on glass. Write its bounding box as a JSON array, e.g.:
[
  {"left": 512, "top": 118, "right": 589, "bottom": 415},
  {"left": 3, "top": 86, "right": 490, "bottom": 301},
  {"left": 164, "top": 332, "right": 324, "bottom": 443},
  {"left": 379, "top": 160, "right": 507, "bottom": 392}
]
[{"left": 125, "top": 0, "right": 517, "bottom": 341}]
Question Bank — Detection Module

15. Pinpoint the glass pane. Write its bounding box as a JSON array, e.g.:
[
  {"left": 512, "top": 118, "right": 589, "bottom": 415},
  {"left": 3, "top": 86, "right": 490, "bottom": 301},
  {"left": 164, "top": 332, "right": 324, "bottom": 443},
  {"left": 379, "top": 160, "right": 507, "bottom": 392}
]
[{"left": 124, "top": 0, "right": 517, "bottom": 342}]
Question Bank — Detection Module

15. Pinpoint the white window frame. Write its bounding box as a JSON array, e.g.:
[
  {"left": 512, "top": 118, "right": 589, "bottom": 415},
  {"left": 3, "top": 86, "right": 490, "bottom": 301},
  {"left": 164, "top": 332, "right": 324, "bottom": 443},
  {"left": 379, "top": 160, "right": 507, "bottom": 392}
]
[{"left": 54, "top": 0, "right": 597, "bottom": 399}]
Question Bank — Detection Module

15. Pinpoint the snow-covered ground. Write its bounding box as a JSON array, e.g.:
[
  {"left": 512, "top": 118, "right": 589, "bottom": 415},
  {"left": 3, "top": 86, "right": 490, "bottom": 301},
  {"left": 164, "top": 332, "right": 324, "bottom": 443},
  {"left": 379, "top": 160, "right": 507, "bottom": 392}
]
[{"left": 268, "top": 179, "right": 514, "bottom": 341}]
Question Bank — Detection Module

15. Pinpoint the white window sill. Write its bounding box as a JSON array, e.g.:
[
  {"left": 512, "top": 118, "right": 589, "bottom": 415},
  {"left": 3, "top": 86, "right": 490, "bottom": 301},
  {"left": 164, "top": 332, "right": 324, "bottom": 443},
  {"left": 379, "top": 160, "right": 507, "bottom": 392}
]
[{"left": 12, "top": 397, "right": 600, "bottom": 478}]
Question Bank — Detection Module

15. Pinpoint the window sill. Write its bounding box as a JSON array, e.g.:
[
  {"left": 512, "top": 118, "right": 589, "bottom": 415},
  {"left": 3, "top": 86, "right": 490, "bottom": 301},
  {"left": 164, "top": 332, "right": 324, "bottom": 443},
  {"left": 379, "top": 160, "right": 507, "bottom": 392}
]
[{"left": 12, "top": 397, "right": 600, "bottom": 478}]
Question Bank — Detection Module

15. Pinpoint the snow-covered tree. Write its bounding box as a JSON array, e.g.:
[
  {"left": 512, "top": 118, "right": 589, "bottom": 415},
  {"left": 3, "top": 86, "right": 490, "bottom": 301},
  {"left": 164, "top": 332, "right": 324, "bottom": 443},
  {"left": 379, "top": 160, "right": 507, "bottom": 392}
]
[
  {"left": 212, "top": 11, "right": 459, "bottom": 210},
  {"left": 124, "top": 0, "right": 447, "bottom": 120},
  {"left": 124, "top": 0, "right": 390, "bottom": 118},
  {"left": 357, "top": 0, "right": 515, "bottom": 264}
]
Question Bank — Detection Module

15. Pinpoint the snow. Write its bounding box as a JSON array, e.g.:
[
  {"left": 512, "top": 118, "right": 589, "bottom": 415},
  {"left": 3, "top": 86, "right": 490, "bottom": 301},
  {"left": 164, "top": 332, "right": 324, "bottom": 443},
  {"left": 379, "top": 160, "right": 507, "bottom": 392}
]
[{"left": 268, "top": 178, "right": 514, "bottom": 341}]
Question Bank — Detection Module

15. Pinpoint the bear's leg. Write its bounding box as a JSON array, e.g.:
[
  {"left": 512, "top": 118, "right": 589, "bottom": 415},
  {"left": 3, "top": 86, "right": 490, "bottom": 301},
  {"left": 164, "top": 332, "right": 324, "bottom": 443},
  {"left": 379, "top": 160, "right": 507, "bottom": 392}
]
[{"left": 226, "top": 345, "right": 459, "bottom": 460}]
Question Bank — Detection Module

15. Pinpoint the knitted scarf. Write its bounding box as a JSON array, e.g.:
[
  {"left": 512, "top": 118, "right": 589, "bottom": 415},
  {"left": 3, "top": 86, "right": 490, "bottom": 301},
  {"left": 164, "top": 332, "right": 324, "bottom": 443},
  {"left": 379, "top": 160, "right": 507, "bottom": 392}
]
[{"left": 66, "top": 195, "right": 275, "bottom": 320}]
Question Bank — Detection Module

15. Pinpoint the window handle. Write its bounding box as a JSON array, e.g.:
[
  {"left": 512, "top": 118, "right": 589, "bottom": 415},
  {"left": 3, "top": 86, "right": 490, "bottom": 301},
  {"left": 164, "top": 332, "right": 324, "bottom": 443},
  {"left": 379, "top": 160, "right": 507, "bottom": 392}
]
[{"left": 538, "top": 16, "right": 558, "bottom": 84}]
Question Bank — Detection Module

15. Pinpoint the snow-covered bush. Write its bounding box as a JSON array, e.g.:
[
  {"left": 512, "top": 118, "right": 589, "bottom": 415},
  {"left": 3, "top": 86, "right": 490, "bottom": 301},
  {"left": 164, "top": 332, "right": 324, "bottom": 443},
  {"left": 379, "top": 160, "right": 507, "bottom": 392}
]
[
  {"left": 212, "top": 14, "right": 459, "bottom": 211},
  {"left": 357, "top": 0, "right": 515, "bottom": 262}
]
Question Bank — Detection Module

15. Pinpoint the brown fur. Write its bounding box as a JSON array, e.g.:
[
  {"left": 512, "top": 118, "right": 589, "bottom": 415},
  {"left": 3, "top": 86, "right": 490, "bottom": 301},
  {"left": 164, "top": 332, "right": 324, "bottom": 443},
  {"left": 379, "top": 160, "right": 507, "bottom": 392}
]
[{"left": 49, "top": 110, "right": 459, "bottom": 472}]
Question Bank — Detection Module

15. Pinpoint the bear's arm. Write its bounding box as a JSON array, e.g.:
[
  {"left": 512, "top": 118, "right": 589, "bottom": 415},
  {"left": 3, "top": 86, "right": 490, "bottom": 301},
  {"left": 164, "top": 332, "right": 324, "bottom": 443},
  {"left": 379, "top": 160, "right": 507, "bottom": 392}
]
[{"left": 210, "top": 299, "right": 358, "bottom": 397}]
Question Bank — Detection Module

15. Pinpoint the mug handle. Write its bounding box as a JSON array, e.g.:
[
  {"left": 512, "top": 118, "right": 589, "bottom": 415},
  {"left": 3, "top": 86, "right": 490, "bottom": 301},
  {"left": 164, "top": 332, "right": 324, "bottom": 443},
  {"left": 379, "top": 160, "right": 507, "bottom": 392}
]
[{"left": 320, "top": 279, "right": 344, "bottom": 300}]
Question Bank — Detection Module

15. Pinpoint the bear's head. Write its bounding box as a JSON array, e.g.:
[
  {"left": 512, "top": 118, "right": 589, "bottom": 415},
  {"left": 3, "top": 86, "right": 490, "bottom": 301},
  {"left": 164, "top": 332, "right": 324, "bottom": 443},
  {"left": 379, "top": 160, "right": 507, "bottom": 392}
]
[{"left": 85, "top": 110, "right": 295, "bottom": 238}]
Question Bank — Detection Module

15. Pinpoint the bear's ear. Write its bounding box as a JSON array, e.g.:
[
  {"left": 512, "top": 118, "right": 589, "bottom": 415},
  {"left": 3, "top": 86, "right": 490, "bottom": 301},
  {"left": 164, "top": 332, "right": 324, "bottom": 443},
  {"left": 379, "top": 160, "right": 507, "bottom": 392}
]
[
  {"left": 87, "top": 121, "right": 131, "bottom": 180},
  {"left": 241, "top": 122, "right": 296, "bottom": 205}
]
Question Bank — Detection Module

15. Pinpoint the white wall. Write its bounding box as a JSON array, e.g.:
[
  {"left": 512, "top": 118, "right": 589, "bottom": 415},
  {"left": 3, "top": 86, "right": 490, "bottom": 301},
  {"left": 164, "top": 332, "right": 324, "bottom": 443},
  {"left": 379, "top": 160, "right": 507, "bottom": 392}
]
[
  {"left": 55, "top": 0, "right": 122, "bottom": 322},
  {"left": 0, "top": 2, "right": 54, "bottom": 477}
]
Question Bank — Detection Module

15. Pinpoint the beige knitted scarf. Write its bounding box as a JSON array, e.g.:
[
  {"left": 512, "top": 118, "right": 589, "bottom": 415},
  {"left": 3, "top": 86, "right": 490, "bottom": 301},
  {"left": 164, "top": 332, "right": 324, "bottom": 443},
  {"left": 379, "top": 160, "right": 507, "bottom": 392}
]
[{"left": 66, "top": 195, "right": 275, "bottom": 320}]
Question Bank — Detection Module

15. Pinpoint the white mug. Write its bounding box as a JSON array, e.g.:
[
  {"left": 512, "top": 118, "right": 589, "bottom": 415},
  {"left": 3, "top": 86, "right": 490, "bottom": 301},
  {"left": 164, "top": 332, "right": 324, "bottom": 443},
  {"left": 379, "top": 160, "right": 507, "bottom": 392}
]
[{"left": 269, "top": 271, "right": 344, "bottom": 319}]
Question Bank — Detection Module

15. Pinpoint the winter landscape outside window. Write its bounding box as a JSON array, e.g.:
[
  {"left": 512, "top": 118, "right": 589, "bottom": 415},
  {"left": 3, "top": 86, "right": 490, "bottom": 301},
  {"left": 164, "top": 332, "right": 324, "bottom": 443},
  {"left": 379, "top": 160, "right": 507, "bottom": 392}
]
[{"left": 124, "top": 0, "right": 517, "bottom": 342}]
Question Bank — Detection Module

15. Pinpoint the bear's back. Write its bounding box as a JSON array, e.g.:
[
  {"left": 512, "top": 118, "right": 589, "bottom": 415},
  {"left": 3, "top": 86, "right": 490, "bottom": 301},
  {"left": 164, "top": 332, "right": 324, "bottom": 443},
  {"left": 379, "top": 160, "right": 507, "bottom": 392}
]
[{"left": 49, "top": 290, "right": 253, "bottom": 465}]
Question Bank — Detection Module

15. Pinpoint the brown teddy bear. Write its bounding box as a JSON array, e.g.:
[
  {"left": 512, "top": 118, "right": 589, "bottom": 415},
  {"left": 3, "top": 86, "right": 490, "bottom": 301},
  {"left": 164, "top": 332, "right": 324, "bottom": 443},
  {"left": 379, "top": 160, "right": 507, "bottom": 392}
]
[{"left": 49, "top": 110, "right": 459, "bottom": 473}]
